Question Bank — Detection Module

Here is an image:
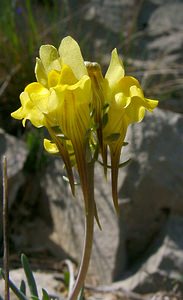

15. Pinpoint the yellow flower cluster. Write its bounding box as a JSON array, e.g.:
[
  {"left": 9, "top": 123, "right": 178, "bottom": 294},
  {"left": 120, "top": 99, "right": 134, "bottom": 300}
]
[{"left": 11, "top": 36, "right": 158, "bottom": 213}]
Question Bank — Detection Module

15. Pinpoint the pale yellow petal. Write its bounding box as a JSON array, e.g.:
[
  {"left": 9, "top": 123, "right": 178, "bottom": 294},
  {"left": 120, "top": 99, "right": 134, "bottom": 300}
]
[
  {"left": 44, "top": 139, "right": 59, "bottom": 154},
  {"left": 59, "top": 64, "right": 78, "bottom": 85},
  {"left": 115, "top": 76, "right": 141, "bottom": 97},
  {"left": 39, "top": 45, "right": 61, "bottom": 74},
  {"left": 125, "top": 97, "right": 158, "bottom": 124},
  {"left": 59, "top": 36, "right": 87, "bottom": 79},
  {"left": 25, "top": 82, "right": 47, "bottom": 94},
  {"left": 11, "top": 107, "right": 24, "bottom": 121},
  {"left": 47, "top": 70, "right": 60, "bottom": 88},
  {"left": 25, "top": 107, "right": 45, "bottom": 127},
  {"left": 144, "top": 98, "right": 159, "bottom": 111},
  {"left": 25, "top": 82, "right": 50, "bottom": 114},
  {"left": 35, "top": 58, "right": 48, "bottom": 87},
  {"left": 105, "top": 49, "right": 125, "bottom": 89}
]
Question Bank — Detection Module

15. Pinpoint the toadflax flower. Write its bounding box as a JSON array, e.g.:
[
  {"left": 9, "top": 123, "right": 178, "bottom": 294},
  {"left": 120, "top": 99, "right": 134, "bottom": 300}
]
[
  {"left": 103, "top": 49, "right": 158, "bottom": 212},
  {"left": 11, "top": 35, "right": 158, "bottom": 214},
  {"left": 11, "top": 37, "right": 92, "bottom": 210},
  {"left": 85, "top": 48, "right": 158, "bottom": 212},
  {"left": 11, "top": 35, "right": 158, "bottom": 300}
]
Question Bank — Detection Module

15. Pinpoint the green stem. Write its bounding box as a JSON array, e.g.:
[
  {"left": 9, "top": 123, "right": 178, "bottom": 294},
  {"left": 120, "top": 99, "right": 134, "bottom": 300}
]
[{"left": 69, "top": 162, "right": 95, "bottom": 300}]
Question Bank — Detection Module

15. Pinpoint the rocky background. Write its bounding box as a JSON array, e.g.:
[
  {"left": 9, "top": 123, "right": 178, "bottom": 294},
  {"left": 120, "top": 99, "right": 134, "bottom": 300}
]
[{"left": 0, "top": 0, "right": 183, "bottom": 299}]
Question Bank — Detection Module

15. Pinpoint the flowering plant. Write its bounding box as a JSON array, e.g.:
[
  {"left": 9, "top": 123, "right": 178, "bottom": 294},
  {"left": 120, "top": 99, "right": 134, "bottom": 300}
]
[{"left": 11, "top": 36, "right": 158, "bottom": 300}]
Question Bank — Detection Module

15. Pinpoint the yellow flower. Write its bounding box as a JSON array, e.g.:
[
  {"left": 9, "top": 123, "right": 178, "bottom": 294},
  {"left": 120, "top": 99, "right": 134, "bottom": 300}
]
[
  {"left": 11, "top": 83, "right": 50, "bottom": 127},
  {"left": 11, "top": 36, "right": 159, "bottom": 300},
  {"left": 48, "top": 68, "right": 92, "bottom": 212},
  {"left": 103, "top": 49, "right": 158, "bottom": 212},
  {"left": 11, "top": 35, "right": 158, "bottom": 215},
  {"left": 11, "top": 36, "right": 92, "bottom": 209}
]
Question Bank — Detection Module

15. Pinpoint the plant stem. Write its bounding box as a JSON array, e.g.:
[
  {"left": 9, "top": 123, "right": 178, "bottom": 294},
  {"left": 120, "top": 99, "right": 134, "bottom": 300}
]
[
  {"left": 2, "top": 156, "right": 10, "bottom": 300},
  {"left": 69, "top": 162, "right": 95, "bottom": 300}
]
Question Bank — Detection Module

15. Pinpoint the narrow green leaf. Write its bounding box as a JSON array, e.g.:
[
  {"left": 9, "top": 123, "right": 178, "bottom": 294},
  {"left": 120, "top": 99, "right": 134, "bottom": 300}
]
[
  {"left": 64, "top": 270, "right": 70, "bottom": 288},
  {"left": 42, "top": 289, "right": 50, "bottom": 300},
  {"left": 21, "top": 254, "right": 39, "bottom": 298},
  {"left": 77, "top": 286, "right": 84, "bottom": 300},
  {"left": 20, "top": 279, "right": 26, "bottom": 295},
  {"left": 0, "top": 269, "right": 28, "bottom": 300}
]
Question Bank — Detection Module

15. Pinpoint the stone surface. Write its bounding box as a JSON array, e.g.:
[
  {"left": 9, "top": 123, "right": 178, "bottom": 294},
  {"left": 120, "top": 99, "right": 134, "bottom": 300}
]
[
  {"left": 148, "top": 3, "right": 183, "bottom": 36},
  {"left": 87, "top": 0, "right": 183, "bottom": 113},
  {"left": 89, "top": 0, "right": 136, "bottom": 33},
  {"left": 38, "top": 108, "right": 183, "bottom": 285},
  {"left": 0, "top": 128, "right": 28, "bottom": 251},
  {"left": 1, "top": 0, "right": 183, "bottom": 297},
  {"left": 109, "top": 216, "right": 183, "bottom": 295},
  {"left": 8, "top": 108, "right": 183, "bottom": 287},
  {"left": 40, "top": 159, "right": 126, "bottom": 285},
  {"left": 0, "top": 268, "right": 65, "bottom": 300},
  {"left": 0, "top": 128, "right": 28, "bottom": 204},
  {"left": 115, "top": 108, "right": 183, "bottom": 273}
]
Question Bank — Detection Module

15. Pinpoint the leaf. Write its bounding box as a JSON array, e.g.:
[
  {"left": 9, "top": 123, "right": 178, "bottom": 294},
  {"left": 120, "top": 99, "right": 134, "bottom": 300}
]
[
  {"left": 0, "top": 269, "right": 28, "bottom": 300},
  {"left": 21, "top": 254, "right": 39, "bottom": 298},
  {"left": 42, "top": 289, "right": 51, "bottom": 300},
  {"left": 64, "top": 270, "right": 70, "bottom": 288},
  {"left": 20, "top": 280, "right": 26, "bottom": 295},
  {"left": 77, "top": 286, "right": 84, "bottom": 300}
]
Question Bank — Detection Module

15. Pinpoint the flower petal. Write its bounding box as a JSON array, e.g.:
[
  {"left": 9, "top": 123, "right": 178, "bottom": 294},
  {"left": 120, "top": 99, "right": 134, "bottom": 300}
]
[
  {"left": 44, "top": 138, "right": 59, "bottom": 154},
  {"left": 103, "top": 93, "right": 129, "bottom": 140},
  {"left": 39, "top": 44, "right": 61, "bottom": 74},
  {"left": 47, "top": 70, "right": 60, "bottom": 88},
  {"left": 25, "top": 82, "right": 50, "bottom": 114},
  {"left": 59, "top": 36, "right": 87, "bottom": 79},
  {"left": 35, "top": 58, "right": 48, "bottom": 87},
  {"left": 105, "top": 49, "right": 125, "bottom": 89},
  {"left": 11, "top": 91, "right": 45, "bottom": 127},
  {"left": 59, "top": 64, "right": 78, "bottom": 86}
]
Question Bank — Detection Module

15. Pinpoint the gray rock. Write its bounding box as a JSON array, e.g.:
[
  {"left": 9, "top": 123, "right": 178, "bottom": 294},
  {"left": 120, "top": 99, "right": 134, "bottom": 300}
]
[
  {"left": 39, "top": 107, "right": 183, "bottom": 285},
  {"left": 40, "top": 158, "right": 126, "bottom": 285},
  {"left": 115, "top": 108, "right": 183, "bottom": 273},
  {"left": 0, "top": 128, "right": 28, "bottom": 246},
  {"left": 87, "top": 1, "right": 183, "bottom": 113},
  {"left": 88, "top": 0, "right": 136, "bottom": 33},
  {"left": 148, "top": 3, "right": 183, "bottom": 36},
  {"left": 0, "top": 268, "right": 65, "bottom": 300},
  {"left": 109, "top": 216, "right": 183, "bottom": 295},
  {"left": 146, "top": 2, "right": 183, "bottom": 69},
  {"left": 0, "top": 128, "right": 28, "bottom": 203}
]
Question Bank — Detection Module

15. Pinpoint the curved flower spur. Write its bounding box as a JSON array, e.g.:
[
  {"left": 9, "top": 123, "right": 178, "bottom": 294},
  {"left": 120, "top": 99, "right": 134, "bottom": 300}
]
[{"left": 11, "top": 36, "right": 158, "bottom": 300}]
